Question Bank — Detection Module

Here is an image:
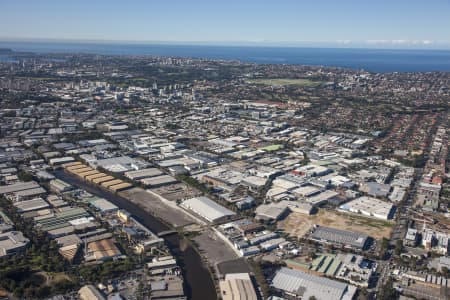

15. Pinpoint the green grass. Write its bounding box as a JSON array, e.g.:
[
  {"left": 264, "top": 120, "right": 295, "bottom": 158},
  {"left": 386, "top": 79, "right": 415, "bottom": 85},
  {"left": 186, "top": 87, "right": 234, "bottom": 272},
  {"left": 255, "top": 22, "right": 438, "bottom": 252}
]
[
  {"left": 247, "top": 78, "right": 322, "bottom": 87},
  {"left": 346, "top": 213, "right": 393, "bottom": 229}
]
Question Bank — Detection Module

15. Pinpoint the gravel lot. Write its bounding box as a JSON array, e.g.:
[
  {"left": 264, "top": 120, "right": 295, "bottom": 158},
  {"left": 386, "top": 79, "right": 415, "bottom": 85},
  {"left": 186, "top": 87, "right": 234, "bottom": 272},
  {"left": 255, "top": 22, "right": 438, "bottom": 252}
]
[
  {"left": 120, "top": 187, "right": 196, "bottom": 228},
  {"left": 193, "top": 229, "right": 239, "bottom": 265}
]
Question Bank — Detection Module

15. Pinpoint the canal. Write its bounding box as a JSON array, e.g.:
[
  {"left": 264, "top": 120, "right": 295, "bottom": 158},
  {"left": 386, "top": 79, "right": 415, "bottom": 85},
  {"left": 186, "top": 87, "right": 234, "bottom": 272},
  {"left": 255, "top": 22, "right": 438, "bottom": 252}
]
[{"left": 54, "top": 170, "right": 217, "bottom": 300}]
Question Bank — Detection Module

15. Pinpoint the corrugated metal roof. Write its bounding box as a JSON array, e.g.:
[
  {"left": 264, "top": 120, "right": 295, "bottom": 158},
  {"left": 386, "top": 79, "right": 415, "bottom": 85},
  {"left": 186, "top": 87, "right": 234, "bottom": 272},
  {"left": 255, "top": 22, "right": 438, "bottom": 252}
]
[
  {"left": 181, "top": 196, "right": 235, "bottom": 223},
  {"left": 272, "top": 267, "right": 349, "bottom": 300},
  {"left": 0, "top": 181, "right": 40, "bottom": 195}
]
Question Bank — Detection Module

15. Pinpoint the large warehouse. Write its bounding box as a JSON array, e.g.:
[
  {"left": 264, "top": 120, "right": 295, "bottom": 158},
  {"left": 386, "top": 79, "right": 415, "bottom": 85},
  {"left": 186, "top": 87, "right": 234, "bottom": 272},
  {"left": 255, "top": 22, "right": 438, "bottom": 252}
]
[
  {"left": 181, "top": 196, "right": 236, "bottom": 223},
  {"left": 310, "top": 226, "right": 370, "bottom": 250},
  {"left": 0, "top": 231, "right": 30, "bottom": 258},
  {"left": 124, "top": 168, "right": 164, "bottom": 180},
  {"left": 0, "top": 181, "right": 40, "bottom": 195},
  {"left": 219, "top": 273, "right": 257, "bottom": 300},
  {"left": 339, "top": 196, "right": 395, "bottom": 220},
  {"left": 271, "top": 267, "right": 357, "bottom": 300}
]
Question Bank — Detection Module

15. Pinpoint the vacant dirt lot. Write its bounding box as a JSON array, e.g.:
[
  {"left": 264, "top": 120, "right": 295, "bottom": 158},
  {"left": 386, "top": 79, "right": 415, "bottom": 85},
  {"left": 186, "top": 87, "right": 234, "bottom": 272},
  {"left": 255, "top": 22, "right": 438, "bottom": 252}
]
[{"left": 278, "top": 209, "right": 393, "bottom": 240}]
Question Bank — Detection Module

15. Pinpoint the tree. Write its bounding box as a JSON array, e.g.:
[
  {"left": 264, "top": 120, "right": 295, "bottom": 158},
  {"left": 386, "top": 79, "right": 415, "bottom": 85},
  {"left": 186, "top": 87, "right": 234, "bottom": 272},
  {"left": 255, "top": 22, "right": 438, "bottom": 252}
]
[
  {"left": 17, "top": 170, "right": 33, "bottom": 181},
  {"left": 378, "top": 278, "right": 396, "bottom": 300},
  {"left": 380, "top": 237, "right": 390, "bottom": 258},
  {"left": 394, "top": 240, "right": 404, "bottom": 256}
]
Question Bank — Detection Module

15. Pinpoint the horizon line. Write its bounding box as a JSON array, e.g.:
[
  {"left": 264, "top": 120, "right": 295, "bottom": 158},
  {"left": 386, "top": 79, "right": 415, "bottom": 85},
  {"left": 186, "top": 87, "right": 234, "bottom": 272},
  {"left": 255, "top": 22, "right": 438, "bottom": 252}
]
[{"left": 1, "top": 37, "right": 450, "bottom": 51}]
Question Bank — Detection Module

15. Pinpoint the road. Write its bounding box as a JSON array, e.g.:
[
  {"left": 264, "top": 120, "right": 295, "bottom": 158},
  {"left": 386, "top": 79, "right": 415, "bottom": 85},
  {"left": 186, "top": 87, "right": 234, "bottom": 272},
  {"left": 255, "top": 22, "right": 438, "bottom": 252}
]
[
  {"left": 389, "top": 168, "right": 422, "bottom": 247},
  {"left": 376, "top": 168, "right": 422, "bottom": 294}
]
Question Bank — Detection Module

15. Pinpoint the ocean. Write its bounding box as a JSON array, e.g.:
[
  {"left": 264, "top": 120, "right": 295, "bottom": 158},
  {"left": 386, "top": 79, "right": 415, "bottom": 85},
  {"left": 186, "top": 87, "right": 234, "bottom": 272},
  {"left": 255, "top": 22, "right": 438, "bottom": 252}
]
[{"left": 1, "top": 41, "right": 450, "bottom": 73}]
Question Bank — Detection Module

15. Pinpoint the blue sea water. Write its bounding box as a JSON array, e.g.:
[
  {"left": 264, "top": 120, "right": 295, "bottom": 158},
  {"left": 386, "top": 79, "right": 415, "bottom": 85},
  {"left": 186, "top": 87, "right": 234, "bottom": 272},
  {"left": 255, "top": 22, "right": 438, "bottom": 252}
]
[{"left": 1, "top": 41, "right": 450, "bottom": 73}]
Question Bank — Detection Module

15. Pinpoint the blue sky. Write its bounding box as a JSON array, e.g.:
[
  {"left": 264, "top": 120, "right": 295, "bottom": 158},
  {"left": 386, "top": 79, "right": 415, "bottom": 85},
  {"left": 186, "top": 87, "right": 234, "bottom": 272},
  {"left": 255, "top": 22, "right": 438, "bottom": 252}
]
[{"left": 1, "top": 0, "right": 449, "bottom": 48}]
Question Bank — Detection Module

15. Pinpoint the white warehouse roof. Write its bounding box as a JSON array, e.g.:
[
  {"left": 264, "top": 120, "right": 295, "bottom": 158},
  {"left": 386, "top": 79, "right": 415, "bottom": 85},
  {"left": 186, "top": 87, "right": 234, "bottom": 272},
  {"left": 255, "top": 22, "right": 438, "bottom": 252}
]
[
  {"left": 339, "top": 196, "right": 395, "bottom": 220},
  {"left": 181, "top": 196, "right": 235, "bottom": 223},
  {"left": 272, "top": 267, "right": 356, "bottom": 300}
]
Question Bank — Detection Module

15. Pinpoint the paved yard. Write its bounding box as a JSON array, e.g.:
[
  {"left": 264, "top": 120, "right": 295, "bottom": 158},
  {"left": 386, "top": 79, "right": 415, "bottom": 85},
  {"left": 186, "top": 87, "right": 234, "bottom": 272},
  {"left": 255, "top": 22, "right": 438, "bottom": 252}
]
[{"left": 193, "top": 229, "right": 239, "bottom": 265}]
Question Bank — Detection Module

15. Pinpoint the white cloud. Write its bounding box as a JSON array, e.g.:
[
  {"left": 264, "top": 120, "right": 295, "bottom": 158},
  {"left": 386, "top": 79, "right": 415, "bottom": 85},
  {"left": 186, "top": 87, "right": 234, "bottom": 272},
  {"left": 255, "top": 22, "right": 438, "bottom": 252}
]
[
  {"left": 366, "top": 39, "right": 389, "bottom": 44},
  {"left": 365, "top": 39, "right": 436, "bottom": 46},
  {"left": 336, "top": 39, "right": 352, "bottom": 44},
  {"left": 391, "top": 39, "right": 408, "bottom": 44}
]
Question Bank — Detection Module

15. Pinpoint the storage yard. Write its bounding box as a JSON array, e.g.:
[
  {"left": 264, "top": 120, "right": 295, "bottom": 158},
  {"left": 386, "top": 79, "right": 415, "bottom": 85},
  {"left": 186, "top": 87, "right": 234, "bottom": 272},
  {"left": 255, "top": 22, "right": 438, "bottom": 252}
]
[{"left": 119, "top": 188, "right": 196, "bottom": 228}]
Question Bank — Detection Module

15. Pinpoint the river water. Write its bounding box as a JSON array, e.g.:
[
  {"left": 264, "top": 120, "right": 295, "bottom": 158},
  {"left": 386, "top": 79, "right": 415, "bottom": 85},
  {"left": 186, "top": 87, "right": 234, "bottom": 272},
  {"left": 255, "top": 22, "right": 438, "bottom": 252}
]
[{"left": 54, "top": 170, "right": 217, "bottom": 300}]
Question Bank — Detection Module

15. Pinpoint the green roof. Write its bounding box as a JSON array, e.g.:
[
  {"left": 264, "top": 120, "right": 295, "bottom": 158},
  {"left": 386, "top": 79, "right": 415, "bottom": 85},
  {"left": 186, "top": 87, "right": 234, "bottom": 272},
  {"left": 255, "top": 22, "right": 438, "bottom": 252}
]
[
  {"left": 326, "top": 259, "right": 342, "bottom": 276},
  {"left": 317, "top": 255, "right": 334, "bottom": 273},
  {"left": 285, "top": 259, "right": 311, "bottom": 269},
  {"left": 311, "top": 255, "right": 325, "bottom": 271},
  {"left": 36, "top": 207, "right": 90, "bottom": 232}
]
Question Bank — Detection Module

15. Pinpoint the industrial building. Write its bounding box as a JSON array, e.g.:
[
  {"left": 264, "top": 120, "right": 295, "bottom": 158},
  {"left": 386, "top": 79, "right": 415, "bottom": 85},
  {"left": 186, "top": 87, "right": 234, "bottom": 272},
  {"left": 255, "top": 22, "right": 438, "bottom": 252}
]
[
  {"left": 147, "top": 256, "right": 178, "bottom": 271},
  {"left": 181, "top": 196, "right": 236, "bottom": 224},
  {"left": 240, "top": 176, "right": 268, "bottom": 191},
  {"left": 0, "top": 181, "right": 40, "bottom": 195},
  {"left": 70, "top": 167, "right": 94, "bottom": 175},
  {"left": 310, "top": 226, "right": 370, "bottom": 250},
  {"left": 248, "top": 232, "right": 279, "bottom": 245},
  {"left": 295, "top": 164, "right": 333, "bottom": 177},
  {"left": 201, "top": 167, "right": 244, "bottom": 191},
  {"left": 0, "top": 231, "right": 30, "bottom": 257},
  {"left": 359, "top": 182, "right": 391, "bottom": 198},
  {"left": 78, "top": 285, "right": 106, "bottom": 300},
  {"left": 13, "top": 198, "right": 50, "bottom": 212},
  {"left": 35, "top": 207, "right": 92, "bottom": 232},
  {"left": 49, "top": 179, "right": 73, "bottom": 193},
  {"left": 260, "top": 237, "right": 286, "bottom": 251},
  {"left": 140, "top": 174, "right": 177, "bottom": 188},
  {"left": 11, "top": 187, "right": 47, "bottom": 200},
  {"left": 305, "top": 190, "right": 339, "bottom": 206},
  {"left": 92, "top": 176, "right": 114, "bottom": 184},
  {"left": 219, "top": 273, "right": 257, "bottom": 300},
  {"left": 339, "top": 196, "right": 395, "bottom": 220},
  {"left": 85, "top": 238, "right": 122, "bottom": 262},
  {"left": 292, "top": 185, "right": 321, "bottom": 198},
  {"left": 109, "top": 182, "right": 133, "bottom": 192},
  {"left": 271, "top": 267, "right": 357, "bottom": 300},
  {"left": 100, "top": 179, "right": 123, "bottom": 188},
  {"left": 49, "top": 156, "right": 75, "bottom": 166},
  {"left": 124, "top": 167, "right": 164, "bottom": 180},
  {"left": 89, "top": 198, "right": 118, "bottom": 214},
  {"left": 90, "top": 155, "right": 147, "bottom": 173},
  {"left": 240, "top": 246, "right": 260, "bottom": 257},
  {"left": 77, "top": 170, "right": 99, "bottom": 179},
  {"left": 62, "top": 161, "right": 83, "bottom": 168},
  {"left": 286, "top": 201, "right": 314, "bottom": 215},
  {"left": 255, "top": 202, "right": 290, "bottom": 221},
  {"left": 65, "top": 164, "right": 87, "bottom": 172},
  {"left": 85, "top": 172, "right": 107, "bottom": 182}
]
